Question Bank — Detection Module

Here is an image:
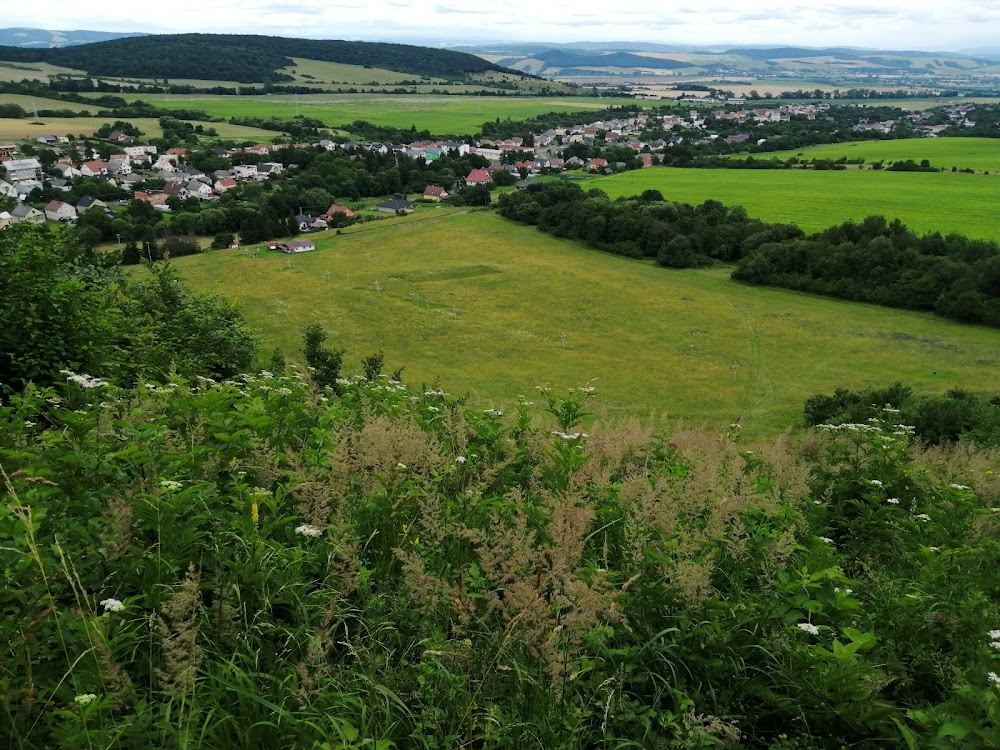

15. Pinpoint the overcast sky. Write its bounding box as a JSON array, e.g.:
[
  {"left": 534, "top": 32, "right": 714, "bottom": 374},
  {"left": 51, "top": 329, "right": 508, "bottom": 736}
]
[{"left": 7, "top": 0, "right": 1000, "bottom": 51}]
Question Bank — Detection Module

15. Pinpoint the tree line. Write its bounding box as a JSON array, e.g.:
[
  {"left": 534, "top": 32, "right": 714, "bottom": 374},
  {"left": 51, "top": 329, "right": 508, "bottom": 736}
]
[{"left": 498, "top": 182, "right": 1000, "bottom": 327}]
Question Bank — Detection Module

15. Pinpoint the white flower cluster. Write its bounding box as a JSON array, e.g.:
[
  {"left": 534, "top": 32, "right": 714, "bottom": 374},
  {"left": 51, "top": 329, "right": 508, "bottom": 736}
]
[
  {"left": 60, "top": 370, "right": 109, "bottom": 389},
  {"left": 886, "top": 498, "right": 901, "bottom": 505},
  {"left": 950, "top": 484, "right": 971, "bottom": 491},
  {"left": 424, "top": 388, "right": 447, "bottom": 397},
  {"left": 74, "top": 693, "right": 98, "bottom": 706},
  {"left": 294, "top": 524, "right": 323, "bottom": 537},
  {"left": 869, "top": 479, "right": 883, "bottom": 487},
  {"left": 796, "top": 622, "right": 820, "bottom": 636},
  {"left": 834, "top": 587, "right": 854, "bottom": 595},
  {"left": 817, "top": 537, "right": 834, "bottom": 544},
  {"left": 100, "top": 598, "right": 125, "bottom": 613},
  {"left": 552, "top": 431, "right": 589, "bottom": 440},
  {"left": 160, "top": 480, "right": 182, "bottom": 492},
  {"left": 915, "top": 513, "right": 931, "bottom": 522},
  {"left": 989, "top": 672, "right": 1000, "bottom": 686},
  {"left": 454, "top": 456, "right": 467, "bottom": 465},
  {"left": 483, "top": 409, "right": 503, "bottom": 417}
]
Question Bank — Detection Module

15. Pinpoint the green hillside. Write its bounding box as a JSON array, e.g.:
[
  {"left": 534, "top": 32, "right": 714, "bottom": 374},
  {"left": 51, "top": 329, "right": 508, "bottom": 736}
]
[
  {"left": 758, "top": 137, "right": 1000, "bottom": 172},
  {"left": 0, "top": 33, "right": 530, "bottom": 84},
  {"left": 588, "top": 167, "right": 1000, "bottom": 239},
  {"left": 170, "top": 211, "right": 1000, "bottom": 436}
]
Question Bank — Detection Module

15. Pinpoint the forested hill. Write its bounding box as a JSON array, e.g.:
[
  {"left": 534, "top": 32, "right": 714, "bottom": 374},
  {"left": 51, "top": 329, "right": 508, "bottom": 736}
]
[{"left": 0, "top": 33, "right": 528, "bottom": 83}]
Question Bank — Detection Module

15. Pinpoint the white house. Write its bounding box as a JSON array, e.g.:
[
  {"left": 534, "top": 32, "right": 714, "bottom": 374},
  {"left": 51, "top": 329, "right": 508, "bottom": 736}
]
[
  {"left": 3, "top": 158, "right": 42, "bottom": 183},
  {"left": 233, "top": 164, "right": 258, "bottom": 179},
  {"left": 44, "top": 200, "right": 77, "bottom": 223},
  {"left": 79, "top": 160, "right": 108, "bottom": 178},
  {"left": 124, "top": 144, "right": 157, "bottom": 157},
  {"left": 11, "top": 204, "right": 44, "bottom": 223}
]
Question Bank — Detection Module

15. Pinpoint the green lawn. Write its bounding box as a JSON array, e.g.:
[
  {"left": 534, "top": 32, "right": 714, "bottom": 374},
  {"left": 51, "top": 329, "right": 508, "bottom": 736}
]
[
  {"left": 81, "top": 93, "right": 615, "bottom": 135},
  {"left": 163, "top": 210, "right": 1000, "bottom": 436},
  {"left": 756, "top": 137, "right": 1000, "bottom": 172},
  {"left": 588, "top": 167, "right": 1000, "bottom": 238}
]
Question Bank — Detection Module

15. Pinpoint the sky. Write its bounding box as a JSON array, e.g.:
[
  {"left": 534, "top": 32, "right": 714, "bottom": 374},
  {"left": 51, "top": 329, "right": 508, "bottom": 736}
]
[{"left": 6, "top": 0, "right": 1000, "bottom": 52}]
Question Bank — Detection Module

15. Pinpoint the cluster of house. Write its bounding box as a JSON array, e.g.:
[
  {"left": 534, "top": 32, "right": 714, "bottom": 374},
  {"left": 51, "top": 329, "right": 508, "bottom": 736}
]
[{"left": 0, "top": 139, "right": 297, "bottom": 228}]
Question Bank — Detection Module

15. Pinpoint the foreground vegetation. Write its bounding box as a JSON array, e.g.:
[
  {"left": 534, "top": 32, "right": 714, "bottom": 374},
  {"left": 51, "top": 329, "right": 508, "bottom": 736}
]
[
  {"left": 168, "top": 211, "right": 1000, "bottom": 436},
  {"left": 3, "top": 363, "right": 999, "bottom": 749}
]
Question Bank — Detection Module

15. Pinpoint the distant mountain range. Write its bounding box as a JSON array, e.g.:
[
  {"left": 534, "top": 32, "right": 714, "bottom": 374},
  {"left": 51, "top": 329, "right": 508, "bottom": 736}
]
[
  {"left": 450, "top": 43, "right": 1000, "bottom": 78},
  {"left": 0, "top": 27, "right": 146, "bottom": 48}
]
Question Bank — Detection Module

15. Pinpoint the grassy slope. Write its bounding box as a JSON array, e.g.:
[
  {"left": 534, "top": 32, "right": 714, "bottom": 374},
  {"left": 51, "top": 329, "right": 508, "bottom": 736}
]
[
  {"left": 588, "top": 167, "right": 1000, "bottom": 238},
  {"left": 77, "top": 93, "right": 613, "bottom": 135},
  {"left": 166, "top": 210, "right": 1000, "bottom": 436},
  {"left": 0, "top": 113, "right": 280, "bottom": 141},
  {"left": 753, "top": 137, "right": 1000, "bottom": 172}
]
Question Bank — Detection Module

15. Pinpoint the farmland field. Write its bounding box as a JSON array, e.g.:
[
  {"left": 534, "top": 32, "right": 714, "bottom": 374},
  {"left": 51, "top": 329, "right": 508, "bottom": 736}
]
[
  {"left": 757, "top": 137, "right": 1000, "bottom": 172},
  {"left": 78, "top": 93, "right": 617, "bottom": 134},
  {"left": 0, "top": 113, "right": 281, "bottom": 141},
  {"left": 587, "top": 167, "right": 1000, "bottom": 238},
  {"left": 165, "top": 210, "right": 1000, "bottom": 436}
]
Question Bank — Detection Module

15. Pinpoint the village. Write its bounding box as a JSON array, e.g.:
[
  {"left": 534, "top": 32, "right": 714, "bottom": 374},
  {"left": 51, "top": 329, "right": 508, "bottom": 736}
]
[{"left": 0, "top": 100, "right": 981, "bottom": 235}]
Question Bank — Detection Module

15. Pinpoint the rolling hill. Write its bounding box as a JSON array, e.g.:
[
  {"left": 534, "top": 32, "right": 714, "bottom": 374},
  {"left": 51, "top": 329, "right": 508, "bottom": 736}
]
[
  {"left": 0, "top": 27, "right": 146, "bottom": 48},
  {"left": 459, "top": 42, "right": 1000, "bottom": 79},
  {"left": 0, "top": 33, "right": 532, "bottom": 84}
]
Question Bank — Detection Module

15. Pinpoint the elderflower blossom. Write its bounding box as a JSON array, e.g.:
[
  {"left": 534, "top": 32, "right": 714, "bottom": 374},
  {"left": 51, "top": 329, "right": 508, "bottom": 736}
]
[
  {"left": 989, "top": 630, "right": 1000, "bottom": 640},
  {"left": 796, "top": 623, "right": 820, "bottom": 636},
  {"left": 552, "top": 431, "right": 589, "bottom": 440},
  {"left": 74, "top": 693, "right": 98, "bottom": 706},
  {"left": 159, "top": 480, "right": 182, "bottom": 492},
  {"left": 483, "top": 409, "right": 503, "bottom": 417},
  {"left": 991, "top": 642, "right": 1000, "bottom": 650},
  {"left": 915, "top": 513, "right": 931, "bottom": 522},
  {"left": 869, "top": 479, "right": 883, "bottom": 487},
  {"left": 818, "top": 537, "right": 834, "bottom": 544},
  {"left": 886, "top": 498, "right": 901, "bottom": 505},
  {"left": 989, "top": 672, "right": 1000, "bottom": 686},
  {"left": 63, "top": 371, "right": 109, "bottom": 389},
  {"left": 295, "top": 524, "right": 323, "bottom": 538},
  {"left": 100, "top": 598, "right": 125, "bottom": 613}
]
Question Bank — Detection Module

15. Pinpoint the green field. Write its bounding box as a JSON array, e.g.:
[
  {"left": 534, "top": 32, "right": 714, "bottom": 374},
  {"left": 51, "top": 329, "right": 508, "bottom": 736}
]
[
  {"left": 758, "top": 137, "right": 1000, "bottom": 172},
  {"left": 0, "top": 113, "right": 281, "bottom": 141},
  {"left": 81, "top": 93, "right": 613, "bottom": 135},
  {"left": 164, "top": 210, "right": 1000, "bottom": 436},
  {"left": 588, "top": 167, "right": 1000, "bottom": 238}
]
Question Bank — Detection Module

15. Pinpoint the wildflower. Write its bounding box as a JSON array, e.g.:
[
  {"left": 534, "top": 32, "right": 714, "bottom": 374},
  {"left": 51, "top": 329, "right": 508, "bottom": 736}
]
[
  {"left": 989, "top": 672, "right": 1000, "bottom": 686},
  {"left": 24, "top": 420, "right": 36, "bottom": 427},
  {"left": 886, "top": 498, "right": 900, "bottom": 505},
  {"left": 834, "top": 587, "right": 854, "bottom": 595},
  {"left": 991, "top": 642, "right": 1000, "bottom": 650},
  {"left": 483, "top": 409, "right": 503, "bottom": 417},
  {"left": 160, "top": 480, "right": 182, "bottom": 492},
  {"left": 100, "top": 598, "right": 125, "bottom": 613},
  {"left": 868, "top": 479, "right": 883, "bottom": 486},
  {"left": 455, "top": 456, "right": 466, "bottom": 464},
  {"left": 579, "top": 386, "right": 596, "bottom": 394},
  {"left": 796, "top": 622, "right": 820, "bottom": 636},
  {"left": 818, "top": 537, "right": 834, "bottom": 544},
  {"left": 915, "top": 513, "right": 931, "bottom": 522},
  {"left": 950, "top": 484, "right": 971, "bottom": 491},
  {"left": 295, "top": 524, "right": 322, "bottom": 537},
  {"left": 66, "top": 372, "right": 109, "bottom": 389},
  {"left": 989, "top": 630, "right": 1000, "bottom": 640},
  {"left": 396, "top": 463, "right": 408, "bottom": 470},
  {"left": 74, "top": 693, "right": 98, "bottom": 706}
]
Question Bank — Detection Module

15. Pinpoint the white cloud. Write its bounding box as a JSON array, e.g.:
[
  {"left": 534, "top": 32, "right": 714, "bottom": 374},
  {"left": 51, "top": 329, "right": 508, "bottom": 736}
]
[{"left": 4, "top": 0, "right": 998, "bottom": 50}]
